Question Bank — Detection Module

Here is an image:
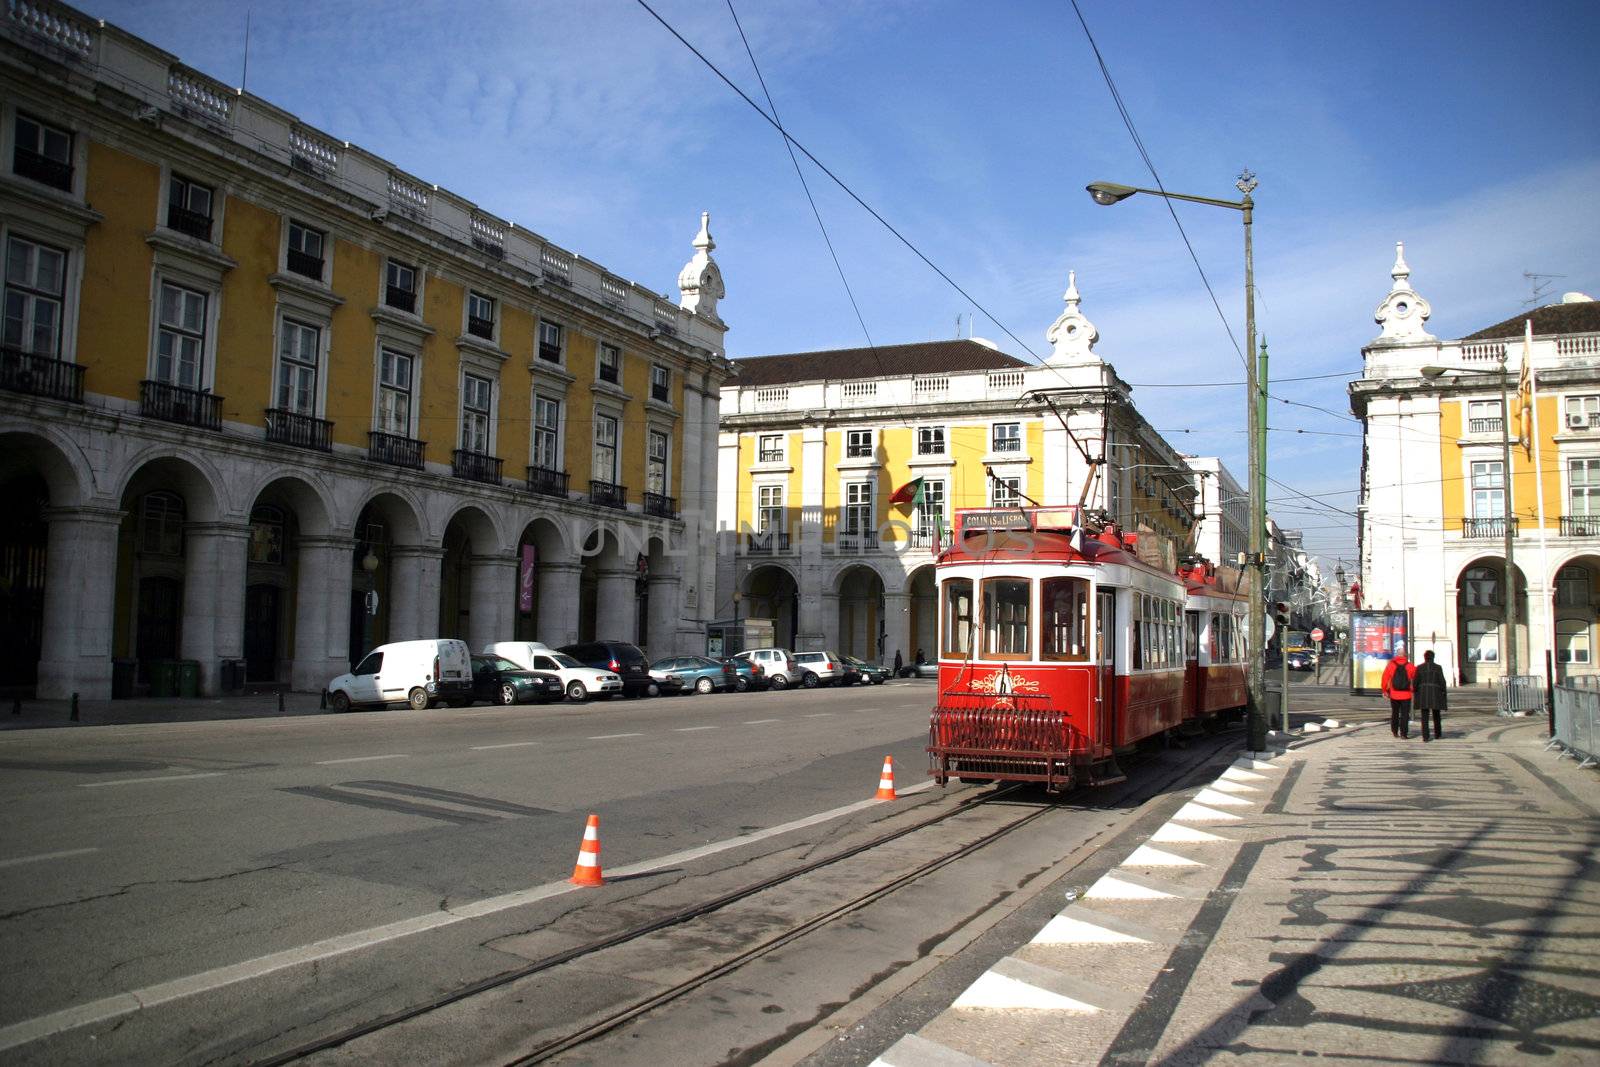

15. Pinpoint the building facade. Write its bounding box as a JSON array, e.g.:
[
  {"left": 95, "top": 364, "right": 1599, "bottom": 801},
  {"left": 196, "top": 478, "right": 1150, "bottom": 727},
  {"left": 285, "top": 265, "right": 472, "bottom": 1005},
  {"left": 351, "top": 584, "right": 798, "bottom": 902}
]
[
  {"left": 715, "top": 273, "right": 1206, "bottom": 664},
  {"left": 1351, "top": 242, "right": 1600, "bottom": 684},
  {"left": 0, "top": 1, "right": 730, "bottom": 699}
]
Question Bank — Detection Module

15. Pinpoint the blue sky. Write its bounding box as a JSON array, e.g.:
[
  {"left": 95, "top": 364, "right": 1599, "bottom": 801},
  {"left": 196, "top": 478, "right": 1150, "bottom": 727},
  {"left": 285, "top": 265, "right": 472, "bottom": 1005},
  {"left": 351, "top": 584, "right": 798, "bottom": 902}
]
[{"left": 87, "top": 0, "right": 1600, "bottom": 569}]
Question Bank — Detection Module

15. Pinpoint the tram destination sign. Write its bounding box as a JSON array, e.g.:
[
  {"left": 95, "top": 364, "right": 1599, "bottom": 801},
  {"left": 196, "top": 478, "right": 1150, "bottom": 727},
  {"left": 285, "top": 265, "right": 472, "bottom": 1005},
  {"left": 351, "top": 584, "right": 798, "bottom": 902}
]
[{"left": 960, "top": 510, "right": 1032, "bottom": 531}]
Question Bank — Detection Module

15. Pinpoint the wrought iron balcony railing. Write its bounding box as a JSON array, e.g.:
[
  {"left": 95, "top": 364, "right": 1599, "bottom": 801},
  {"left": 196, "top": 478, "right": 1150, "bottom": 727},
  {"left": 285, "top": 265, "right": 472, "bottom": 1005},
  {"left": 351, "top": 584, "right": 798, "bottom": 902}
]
[
  {"left": 1561, "top": 515, "right": 1600, "bottom": 538},
  {"left": 14, "top": 146, "right": 72, "bottom": 191},
  {"left": 264, "top": 408, "right": 333, "bottom": 452},
  {"left": 286, "top": 248, "right": 324, "bottom": 281},
  {"left": 1, "top": 347, "right": 84, "bottom": 403},
  {"left": 384, "top": 286, "right": 416, "bottom": 313},
  {"left": 526, "top": 466, "right": 569, "bottom": 498},
  {"left": 451, "top": 449, "right": 503, "bottom": 485},
  {"left": 642, "top": 491, "right": 677, "bottom": 519},
  {"left": 1461, "top": 517, "right": 1517, "bottom": 539},
  {"left": 589, "top": 480, "right": 627, "bottom": 510},
  {"left": 368, "top": 430, "right": 425, "bottom": 470},
  {"left": 140, "top": 379, "right": 221, "bottom": 430},
  {"left": 166, "top": 204, "right": 213, "bottom": 241},
  {"left": 743, "top": 531, "right": 791, "bottom": 554},
  {"left": 467, "top": 316, "right": 494, "bottom": 340}
]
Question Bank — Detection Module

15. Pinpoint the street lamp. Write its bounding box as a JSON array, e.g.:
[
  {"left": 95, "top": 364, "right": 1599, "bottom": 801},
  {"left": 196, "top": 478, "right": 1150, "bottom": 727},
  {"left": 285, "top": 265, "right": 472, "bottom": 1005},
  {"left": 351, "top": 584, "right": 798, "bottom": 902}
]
[
  {"left": 1421, "top": 359, "right": 1518, "bottom": 680},
  {"left": 1087, "top": 171, "right": 1267, "bottom": 750}
]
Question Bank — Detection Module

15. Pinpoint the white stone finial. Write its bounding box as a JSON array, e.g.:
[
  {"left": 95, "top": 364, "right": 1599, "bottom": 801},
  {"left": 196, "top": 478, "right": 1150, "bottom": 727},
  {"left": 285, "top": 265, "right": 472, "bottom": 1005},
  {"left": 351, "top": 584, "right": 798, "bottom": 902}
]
[
  {"left": 678, "top": 211, "right": 725, "bottom": 322},
  {"left": 1047, "top": 268, "right": 1100, "bottom": 363},
  {"left": 1372, "top": 240, "right": 1434, "bottom": 344}
]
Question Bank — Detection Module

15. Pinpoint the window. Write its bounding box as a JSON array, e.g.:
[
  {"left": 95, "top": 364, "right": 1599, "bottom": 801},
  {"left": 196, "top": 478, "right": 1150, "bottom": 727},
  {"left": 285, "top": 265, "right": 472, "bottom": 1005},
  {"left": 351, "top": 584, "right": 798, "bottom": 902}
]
[
  {"left": 286, "top": 221, "right": 324, "bottom": 281},
  {"left": 917, "top": 479, "right": 946, "bottom": 540},
  {"left": 844, "top": 481, "right": 873, "bottom": 536},
  {"left": 758, "top": 434, "right": 784, "bottom": 463},
  {"left": 982, "top": 578, "right": 1030, "bottom": 659},
  {"left": 377, "top": 347, "right": 413, "bottom": 435},
  {"left": 1470, "top": 460, "right": 1505, "bottom": 519},
  {"left": 917, "top": 426, "right": 945, "bottom": 456},
  {"left": 4, "top": 236, "right": 65, "bottom": 356},
  {"left": 1556, "top": 565, "right": 1591, "bottom": 608},
  {"left": 1042, "top": 577, "right": 1089, "bottom": 661},
  {"left": 139, "top": 491, "right": 185, "bottom": 556},
  {"left": 384, "top": 259, "right": 417, "bottom": 313},
  {"left": 354, "top": 651, "right": 383, "bottom": 677},
  {"left": 1467, "top": 399, "right": 1502, "bottom": 433},
  {"left": 992, "top": 422, "right": 1021, "bottom": 452},
  {"left": 651, "top": 363, "right": 670, "bottom": 402},
  {"left": 155, "top": 282, "right": 206, "bottom": 388},
  {"left": 942, "top": 578, "right": 974, "bottom": 658},
  {"left": 1465, "top": 618, "right": 1499, "bottom": 663},
  {"left": 13, "top": 112, "right": 72, "bottom": 191},
  {"left": 1570, "top": 459, "right": 1600, "bottom": 516},
  {"left": 598, "top": 342, "right": 620, "bottom": 384},
  {"left": 1557, "top": 619, "right": 1591, "bottom": 665},
  {"left": 461, "top": 373, "right": 492, "bottom": 453},
  {"left": 538, "top": 320, "right": 564, "bottom": 363},
  {"left": 248, "top": 505, "right": 285, "bottom": 565},
  {"left": 532, "top": 395, "right": 561, "bottom": 470},
  {"left": 758, "top": 485, "right": 784, "bottom": 533},
  {"left": 1463, "top": 566, "right": 1499, "bottom": 608},
  {"left": 1565, "top": 394, "right": 1600, "bottom": 429},
  {"left": 467, "top": 291, "right": 495, "bottom": 340},
  {"left": 846, "top": 429, "right": 873, "bottom": 458},
  {"left": 647, "top": 429, "right": 669, "bottom": 494},
  {"left": 276, "top": 319, "right": 319, "bottom": 414},
  {"left": 167, "top": 174, "right": 214, "bottom": 241},
  {"left": 593, "top": 413, "right": 618, "bottom": 483},
  {"left": 1133, "top": 594, "right": 1179, "bottom": 670},
  {"left": 990, "top": 476, "right": 1021, "bottom": 508}
]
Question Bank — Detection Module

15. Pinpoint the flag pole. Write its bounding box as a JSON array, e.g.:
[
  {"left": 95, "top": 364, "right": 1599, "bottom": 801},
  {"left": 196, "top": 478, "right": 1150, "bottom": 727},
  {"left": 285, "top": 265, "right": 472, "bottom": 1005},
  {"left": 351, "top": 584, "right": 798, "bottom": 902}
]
[{"left": 1526, "top": 319, "right": 1555, "bottom": 679}]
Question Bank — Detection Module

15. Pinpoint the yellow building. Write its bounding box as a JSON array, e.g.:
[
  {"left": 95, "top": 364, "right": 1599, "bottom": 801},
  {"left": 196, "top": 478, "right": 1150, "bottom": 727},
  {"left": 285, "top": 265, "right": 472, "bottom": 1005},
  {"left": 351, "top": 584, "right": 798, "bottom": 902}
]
[
  {"left": 716, "top": 274, "right": 1201, "bottom": 663},
  {"left": 0, "top": 2, "right": 731, "bottom": 698}
]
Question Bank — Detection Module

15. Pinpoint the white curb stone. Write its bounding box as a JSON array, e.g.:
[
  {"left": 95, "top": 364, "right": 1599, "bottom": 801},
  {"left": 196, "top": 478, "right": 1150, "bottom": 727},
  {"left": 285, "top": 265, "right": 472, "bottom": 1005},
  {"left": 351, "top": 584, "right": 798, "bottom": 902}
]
[
  {"left": 1086, "top": 869, "right": 1205, "bottom": 901},
  {"left": 1193, "top": 787, "right": 1251, "bottom": 808},
  {"left": 954, "top": 957, "right": 1137, "bottom": 1012},
  {"left": 1323, "top": 718, "right": 1342, "bottom": 728},
  {"left": 1208, "top": 778, "right": 1258, "bottom": 795},
  {"left": 1220, "top": 765, "right": 1267, "bottom": 783},
  {"left": 1233, "top": 757, "right": 1283, "bottom": 771},
  {"left": 1302, "top": 722, "right": 1324, "bottom": 733},
  {"left": 1032, "top": 904, "right": 1169, "bottom": 945},
  {"left": 871, "top": 1033, "right": 995, "bottom": 1067},
  {"left": 1123, "top": 843, "right": 1201, "bottom": 867},
  {"left": 1171, "top": 800, "right": 1244, "bottom": 823},
  {"left": 1151, "top": 820, "right": 1232, "bottom": 844}
]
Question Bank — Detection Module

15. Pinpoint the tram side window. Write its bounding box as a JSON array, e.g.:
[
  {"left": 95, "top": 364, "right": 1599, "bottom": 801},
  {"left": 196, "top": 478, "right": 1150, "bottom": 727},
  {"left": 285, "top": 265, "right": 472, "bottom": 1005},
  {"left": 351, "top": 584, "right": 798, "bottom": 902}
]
[
  {"left": 1186, "top": 612, "right": 1199, "bottom": 662},
  {"left": 982, "top": 578, "right": 1031, "bottom": 659},
  {"left": 1042, "top": 577, "right": 1089, "bottom": 661},
  {"left": 942, "top": 579, "right": 974, "bottom": 658}
]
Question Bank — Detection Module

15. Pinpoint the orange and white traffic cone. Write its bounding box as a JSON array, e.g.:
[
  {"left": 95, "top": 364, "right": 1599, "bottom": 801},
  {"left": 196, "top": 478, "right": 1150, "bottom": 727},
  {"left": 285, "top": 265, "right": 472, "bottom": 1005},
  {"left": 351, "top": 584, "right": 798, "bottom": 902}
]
[
  {"left": 874, "top": 756, "right": 897, "bottom": 801},
  {"left": 570, "top": 813, "right": 605, "bottom": 886}
]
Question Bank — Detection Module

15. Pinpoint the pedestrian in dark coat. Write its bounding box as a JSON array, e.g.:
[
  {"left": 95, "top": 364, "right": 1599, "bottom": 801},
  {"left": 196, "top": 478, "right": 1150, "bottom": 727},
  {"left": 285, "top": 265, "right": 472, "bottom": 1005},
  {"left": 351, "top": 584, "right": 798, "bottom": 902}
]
[
  {"left": 894, "top": 650, "right": 903, "bottom": 677},
  {"left": 1413, "top": 650, "right": 1448, "bottom": 741},
  {"left": 1381, "top": 651, "right": 1415, "bottom": 739}
]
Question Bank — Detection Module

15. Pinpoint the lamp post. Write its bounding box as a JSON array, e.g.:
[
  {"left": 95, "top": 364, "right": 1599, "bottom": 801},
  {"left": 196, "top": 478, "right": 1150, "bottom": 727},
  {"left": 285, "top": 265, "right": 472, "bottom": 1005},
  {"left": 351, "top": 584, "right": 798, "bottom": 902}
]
[
  {"left": 1087, "top": 172, "right": 1267, "bottom": 750},
  {"left": 1422, "top": 357, "right": 1517, "bottom": 680}
]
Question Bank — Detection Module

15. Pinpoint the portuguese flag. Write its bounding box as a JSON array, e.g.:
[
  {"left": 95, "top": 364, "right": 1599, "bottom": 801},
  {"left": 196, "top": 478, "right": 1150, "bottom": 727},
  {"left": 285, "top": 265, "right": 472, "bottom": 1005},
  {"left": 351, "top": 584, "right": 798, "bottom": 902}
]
[{"left": 889, "top": 476, "right": 925, "bottom": 507}]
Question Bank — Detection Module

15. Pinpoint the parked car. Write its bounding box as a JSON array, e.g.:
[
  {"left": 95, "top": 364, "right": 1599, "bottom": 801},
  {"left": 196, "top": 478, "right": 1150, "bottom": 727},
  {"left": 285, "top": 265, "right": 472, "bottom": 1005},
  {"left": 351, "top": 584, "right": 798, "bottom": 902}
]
[
  {"left": 793, "top": 650, "right": 857, "bottom": 687},
  {"left": 645, "top": 663, "right": 686, "bottom": 697},
  {"left": 652, "top": 655, "right": 737, "bottom": 694},
  {"left": 735, "top": 648, "right": 800, "bottom": 690},
  {"left": 899, "top": 661, "right": 939, "bottom": 679},
  {"left": 560, "top": 640, "right": 653, "bottom": 698},
  {"left": 726, "top": 657, "right": 766, "bottom": 692},
  {"left": 327, "top": 639, "right": 473, "bottom": 712},
  {"left": 470, "top": 654, "right": 564, "bottom": 705},
  {"left": 484, "top": 641, "right": 622, "bottom": 702},
  {"left": 842, "top": 655, "right": 891, "bottom": 685}
]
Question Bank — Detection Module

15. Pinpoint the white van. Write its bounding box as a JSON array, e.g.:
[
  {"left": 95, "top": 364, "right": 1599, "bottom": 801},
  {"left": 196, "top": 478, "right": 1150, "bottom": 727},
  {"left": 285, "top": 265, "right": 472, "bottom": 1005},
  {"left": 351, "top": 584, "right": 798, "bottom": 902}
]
[
  {"left": 484, "top": 641, "right": 622, "bottom": 702},
  {"left": 327, "top": 639, "right": 473, "bottom": 711}
]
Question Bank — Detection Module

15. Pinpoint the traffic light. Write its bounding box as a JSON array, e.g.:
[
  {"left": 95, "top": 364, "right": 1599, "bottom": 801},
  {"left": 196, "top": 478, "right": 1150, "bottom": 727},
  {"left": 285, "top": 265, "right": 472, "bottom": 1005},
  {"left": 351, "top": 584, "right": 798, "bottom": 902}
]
[{"left": 1274, "top": 601, "right": 1290, "bottom": 627}]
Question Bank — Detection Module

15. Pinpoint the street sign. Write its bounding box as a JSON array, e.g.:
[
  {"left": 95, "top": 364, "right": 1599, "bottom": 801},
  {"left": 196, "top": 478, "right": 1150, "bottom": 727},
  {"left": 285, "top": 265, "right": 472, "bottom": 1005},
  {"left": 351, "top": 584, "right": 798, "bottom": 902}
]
[{"left": 1311, "top": 627, "right": 1325, "bottom": 643}]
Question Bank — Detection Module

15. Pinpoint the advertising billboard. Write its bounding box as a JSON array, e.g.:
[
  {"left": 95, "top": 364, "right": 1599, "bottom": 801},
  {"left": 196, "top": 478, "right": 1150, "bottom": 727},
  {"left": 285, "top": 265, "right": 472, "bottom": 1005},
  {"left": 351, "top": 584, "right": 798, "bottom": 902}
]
[{"left": 1351, "top": 609, "right": 1411, "bottom": 693}]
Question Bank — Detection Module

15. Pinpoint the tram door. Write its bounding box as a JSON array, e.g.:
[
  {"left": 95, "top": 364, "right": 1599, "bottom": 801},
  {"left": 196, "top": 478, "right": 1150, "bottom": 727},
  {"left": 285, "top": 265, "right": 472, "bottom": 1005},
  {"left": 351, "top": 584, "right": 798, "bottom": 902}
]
[
  {"left": 1185, "top": 611, "right": 1202, "bottom": 713},
  {"left": 1095, "top": 589, "right": 1117, "bottom": 754}
]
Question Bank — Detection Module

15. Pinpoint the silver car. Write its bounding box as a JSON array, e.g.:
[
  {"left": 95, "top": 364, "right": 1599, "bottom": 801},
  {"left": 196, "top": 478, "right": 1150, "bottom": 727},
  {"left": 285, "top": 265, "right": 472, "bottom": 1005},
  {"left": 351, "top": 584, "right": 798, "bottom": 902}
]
[
  {"left": 792, "top": 650, "right": 854, "bottom": 687},
  {"left": 734, "top": 648, "right": 800, "bottom": 690}
]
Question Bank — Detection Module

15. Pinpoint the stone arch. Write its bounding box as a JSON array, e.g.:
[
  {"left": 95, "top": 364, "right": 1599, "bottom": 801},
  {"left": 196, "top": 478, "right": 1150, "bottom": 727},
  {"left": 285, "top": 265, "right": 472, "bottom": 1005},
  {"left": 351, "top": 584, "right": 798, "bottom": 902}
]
[
  {"left": 511, "top": 516, "right": 573, "bottom": 643},
  {"left": 346, "top": 486, "right": 425, "bottom": 547},
  {"left": 243, "top": 470, "right": 335, "bottom": 538},
  {"left": 439, "top": 504, "right": 507, "bottom": 646},
  {"left": 742, "top": 562, "right": 799, "bottom": 650},
  {"left": 346, "top": 490, "right": 427, "bottom": 665},
  {"left": 1551, "top": 553, "right": 1600, "bottom": 681},
  {"left": 904, "top": 564, "right": 938, "bottom": 664},
  {"left": 834, "top": 563, "right": 886, "bottom": 662},
  {"left": 115, "top": 450, "right": 225, "bottom": 524},
  {"left": 0, "top": 426, "right": 94, "bottom": 508},
  {"left": 1453, "top": 555, "right": 1529, "bottom": 685},
  {"left": 242, "top": 475, "right": 339, "bottom": 687}
]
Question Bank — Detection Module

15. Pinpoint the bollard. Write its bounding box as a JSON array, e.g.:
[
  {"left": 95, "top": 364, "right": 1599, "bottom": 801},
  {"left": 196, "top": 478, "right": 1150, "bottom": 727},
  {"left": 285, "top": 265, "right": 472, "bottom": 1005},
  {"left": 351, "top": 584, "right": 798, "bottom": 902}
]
[
  {"left": 70, "top": 692, "right": 80, "bottom": 722},
  {"left": 278, "top": 691, "right": 285, "bottom": 714}
]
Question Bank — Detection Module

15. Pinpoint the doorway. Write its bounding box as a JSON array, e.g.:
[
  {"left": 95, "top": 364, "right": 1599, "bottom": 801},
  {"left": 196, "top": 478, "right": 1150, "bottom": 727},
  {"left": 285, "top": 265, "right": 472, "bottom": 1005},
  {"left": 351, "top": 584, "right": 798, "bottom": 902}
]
[{"left": 244, "top": 584, "right": 281, "bottom": 683}]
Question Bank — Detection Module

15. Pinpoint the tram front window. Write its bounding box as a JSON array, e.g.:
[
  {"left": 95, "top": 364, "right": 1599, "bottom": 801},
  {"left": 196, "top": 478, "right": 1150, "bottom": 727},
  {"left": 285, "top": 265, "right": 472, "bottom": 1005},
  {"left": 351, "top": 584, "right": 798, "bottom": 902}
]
[
  {"left": 942, "top": 578, "right": 974, "bottom": 657},
  {"left": 1042, "top": 577, "right": 1089, "bottom": 661},
  {"left": 983, "top": 578, "right": 1030, "bottom": 659}
]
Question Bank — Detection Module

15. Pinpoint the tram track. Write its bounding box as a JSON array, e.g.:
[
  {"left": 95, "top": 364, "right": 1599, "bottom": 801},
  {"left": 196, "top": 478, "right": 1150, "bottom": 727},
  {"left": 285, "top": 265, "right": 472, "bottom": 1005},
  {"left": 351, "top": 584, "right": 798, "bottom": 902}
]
[{"left": 253, "top": 729, "right": 1242, "bottom": 1066}]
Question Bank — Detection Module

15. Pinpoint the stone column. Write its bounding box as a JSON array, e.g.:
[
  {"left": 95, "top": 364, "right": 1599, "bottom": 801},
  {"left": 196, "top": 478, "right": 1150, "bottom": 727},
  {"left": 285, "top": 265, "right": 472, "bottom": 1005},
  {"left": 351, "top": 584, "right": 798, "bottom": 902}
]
[
  {"left": 468, "top": 554, "right": 517, "bottom": 652},
  {"left": 696, "top": 387, "right": 721, "bottom": 631},
  {"left": 291, "top": 535, "right": 354, "bottom": 691},
  {"left": 389, "top": 546, "right": 444, "bottom": 641},
  {"left": 537, "top": 561, "right": 583, "bottom": 646},
  {"left": 180, "top": 520, "right": 251, "bottom": 696},
  {"left": 594, "top": 566, "right": 639, "bottom": 643},
  {"left": 678, "top": 384, "right": 704, "bottom": 629},
  {"left": 646, "top": 573, "right": 681, "bottom": 655},
  {"left": 819, "top": 590, "right": 841, "bottom": 653},
  {"left": 36, "top": 505, "right": 123, "bottom": 700},
  {"left": 883, "top": 591, "right": 912, "bottom": 670}
]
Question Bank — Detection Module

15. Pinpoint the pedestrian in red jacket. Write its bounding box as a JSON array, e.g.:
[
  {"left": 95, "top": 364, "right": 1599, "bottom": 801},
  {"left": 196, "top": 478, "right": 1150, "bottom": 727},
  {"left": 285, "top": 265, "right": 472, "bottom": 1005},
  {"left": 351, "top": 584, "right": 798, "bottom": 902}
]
[{"left": 1382, "top": 651, "right": 1415, "bottom": 739}]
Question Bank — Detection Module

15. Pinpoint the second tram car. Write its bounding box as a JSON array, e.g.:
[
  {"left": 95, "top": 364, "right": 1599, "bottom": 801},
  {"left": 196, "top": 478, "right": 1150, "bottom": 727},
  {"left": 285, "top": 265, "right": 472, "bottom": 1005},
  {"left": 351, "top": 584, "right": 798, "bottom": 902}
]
[{"left": 927, "top": 506, "right": 1245, "bottom": 792}]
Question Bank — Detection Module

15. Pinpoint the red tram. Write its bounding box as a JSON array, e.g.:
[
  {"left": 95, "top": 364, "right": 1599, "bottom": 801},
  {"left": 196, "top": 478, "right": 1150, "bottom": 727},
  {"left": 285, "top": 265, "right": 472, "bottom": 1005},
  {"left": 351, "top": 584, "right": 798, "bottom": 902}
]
[{"left": 927, "top": 506, "right": 1248, "bottom": 792}]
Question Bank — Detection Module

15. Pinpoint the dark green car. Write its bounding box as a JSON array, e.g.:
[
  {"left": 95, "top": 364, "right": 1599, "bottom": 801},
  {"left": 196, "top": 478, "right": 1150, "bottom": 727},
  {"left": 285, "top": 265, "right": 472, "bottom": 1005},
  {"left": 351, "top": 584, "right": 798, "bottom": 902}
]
[
  {"left": 470, "top": 654, "right": 564, "bottom": 706},
  {"left": 841, "top": 655, "right": 890, "bottom": 685}
]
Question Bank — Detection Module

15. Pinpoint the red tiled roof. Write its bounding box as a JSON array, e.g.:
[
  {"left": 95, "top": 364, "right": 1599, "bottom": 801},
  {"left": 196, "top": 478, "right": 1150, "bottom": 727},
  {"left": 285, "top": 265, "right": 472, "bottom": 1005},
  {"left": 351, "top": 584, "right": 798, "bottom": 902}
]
[
  {"left": 729, "top": 339, "right": 1029, "bottom": 387},
  {"left": 1462, "top": 300, "right": 1600, "bottom": 341}
]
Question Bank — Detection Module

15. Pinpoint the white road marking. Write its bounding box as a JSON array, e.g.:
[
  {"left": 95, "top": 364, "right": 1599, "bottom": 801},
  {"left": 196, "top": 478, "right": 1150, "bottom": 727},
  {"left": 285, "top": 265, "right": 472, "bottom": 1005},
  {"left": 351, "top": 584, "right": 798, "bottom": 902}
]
[
  {"left": 673, "top": 726, "right": 717, "bottom": 732},
  {"left": 743, "top": 719, "right": 782, "bottom": 725},
  {"left": 80, "top": 772, "right": 224, "bottom": 789},
  {"left": 586, "top": 733, "right": 644, "bottom": 740},
  {"left": 470, "top": 741, "right": 542, "bottom": 751},
  {"left": 0, "top": 779, "right": 936, "bottom": 1053},
  {"left": 0, "top": 847, "right": 99, "bottom": 869},
  {"left": 314, "top": 754, "right": 408, "bottom": 766},
  {"left": 804, "top": 712, "right": 834, "bottom": 718}
]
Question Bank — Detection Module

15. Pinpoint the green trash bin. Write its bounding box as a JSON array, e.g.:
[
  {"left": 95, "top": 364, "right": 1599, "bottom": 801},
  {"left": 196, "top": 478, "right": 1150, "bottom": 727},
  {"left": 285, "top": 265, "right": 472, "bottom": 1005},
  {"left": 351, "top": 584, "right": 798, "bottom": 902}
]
[
  {"left": 177, "top": 660, "right": 201, "bottom": 699},
  {"left": 149, "top": 660, "right": 178, "bottom": 699}
]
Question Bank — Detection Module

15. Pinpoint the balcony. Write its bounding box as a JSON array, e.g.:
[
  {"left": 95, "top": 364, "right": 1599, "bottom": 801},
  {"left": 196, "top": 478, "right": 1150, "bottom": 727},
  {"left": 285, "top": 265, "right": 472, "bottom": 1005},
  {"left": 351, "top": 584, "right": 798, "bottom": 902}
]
[
  {"left": 467, "top": 316, "right": 494, "bottom": 340},
  {"left": 384, "top": 285, "right": 416, "bottom": 313},
  {"left": 526, "top": 466, "right": 569, "bottom": 498},
  {"left": 1, "top": 347, "right": 84, "bottom": 403},
  {"left": 1561, "top": 515, "right": 1600, "bottom": 538},
  {"left": 166, "top": 204, "right": 213, "bottom": 241},
  {"left": 598, "top": 363, "right": 619, "bottom": 385},
  {"left": 744, "top": 531, "right": 791, "bottom": 554},
  {"left": 537, "top": 342, "right": 563, "bottom": 364},
  {"left": 836, "top": 530, "right": 879, "bottom": 552},
  {"left": 140, "top": 379, "right": 221, "bottom": 430},
  {"left": 589, "top": 480, "right": 627, "bottom": 510},
  {"left": 1462, "top": 517, "right": 1517, "bottom": 539},
  {"left": 651, "top": 380, "right": 670, "bottom": 403},
  {"left": 1468, "top": 417, "right": 1503, "bottom": 435},
  {"left": 643, "top": 491, "right": 677, "bottom": 519},
  {"left": 285, "top": 248, "right": 324, "bottom": 281},
  {"left": 264, "top": 408, "right": 333, "bottom": 452},
  {"left": 451, "top": 449, "right": 503, "bottom": 485},
  {"left": 14, "top": 147, "right": 72, "bottom": 191},
  {"left": 368, "top": 430, "right": 425, "bottom": 470}
]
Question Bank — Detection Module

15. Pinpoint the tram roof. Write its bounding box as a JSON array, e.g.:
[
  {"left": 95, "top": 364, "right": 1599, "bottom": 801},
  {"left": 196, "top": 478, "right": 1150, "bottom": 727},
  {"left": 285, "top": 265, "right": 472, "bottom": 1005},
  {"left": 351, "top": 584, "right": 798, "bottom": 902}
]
[{"left": 941, "top": 508, "right": 1174, "bottom": 578}]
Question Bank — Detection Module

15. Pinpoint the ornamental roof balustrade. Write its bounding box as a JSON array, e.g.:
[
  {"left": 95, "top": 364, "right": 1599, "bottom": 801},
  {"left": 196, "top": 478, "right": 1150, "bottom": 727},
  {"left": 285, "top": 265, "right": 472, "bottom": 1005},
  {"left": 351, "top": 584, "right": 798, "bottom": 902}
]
[
  {"left": 7, "top": 0, "right": 95, "bottom": 58},
  {"left": 289, "top": 127, "right": 340, "bottom": 176}
]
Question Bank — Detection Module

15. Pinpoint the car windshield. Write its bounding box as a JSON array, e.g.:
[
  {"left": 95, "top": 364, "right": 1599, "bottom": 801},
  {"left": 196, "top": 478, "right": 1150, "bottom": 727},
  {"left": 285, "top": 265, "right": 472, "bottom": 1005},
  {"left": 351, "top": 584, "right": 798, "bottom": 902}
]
[
  {"left": 489, "top": 656, "right": 521, "bottom": 671},
  {"left": 552, "top": 653, "right": 585, "bottom": 668}
]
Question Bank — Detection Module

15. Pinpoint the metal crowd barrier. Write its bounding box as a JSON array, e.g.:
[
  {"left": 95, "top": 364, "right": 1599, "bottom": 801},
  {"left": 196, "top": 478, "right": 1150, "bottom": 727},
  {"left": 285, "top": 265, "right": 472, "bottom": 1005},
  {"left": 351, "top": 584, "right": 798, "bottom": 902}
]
[
  {"left": 1497, "top": 674, "right": 1546, "bottom": 716},
  {"left": 1549, "top": 685, "right": 1599, "bottom": 769}
]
